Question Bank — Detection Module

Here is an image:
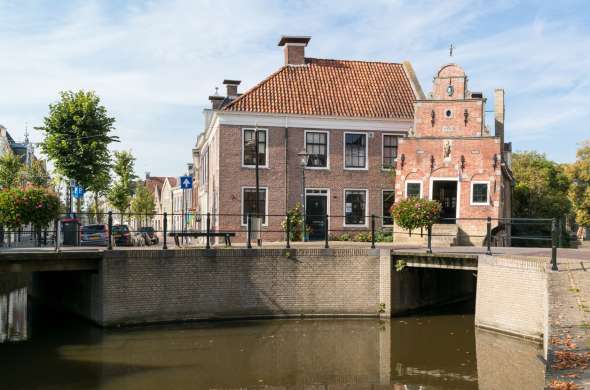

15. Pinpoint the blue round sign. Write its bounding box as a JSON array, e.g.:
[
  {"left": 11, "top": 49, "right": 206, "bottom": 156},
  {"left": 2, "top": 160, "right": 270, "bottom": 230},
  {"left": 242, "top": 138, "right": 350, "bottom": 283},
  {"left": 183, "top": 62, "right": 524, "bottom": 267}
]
[{"left": 73, "top": 186, "right": 85, "bottom": 199}]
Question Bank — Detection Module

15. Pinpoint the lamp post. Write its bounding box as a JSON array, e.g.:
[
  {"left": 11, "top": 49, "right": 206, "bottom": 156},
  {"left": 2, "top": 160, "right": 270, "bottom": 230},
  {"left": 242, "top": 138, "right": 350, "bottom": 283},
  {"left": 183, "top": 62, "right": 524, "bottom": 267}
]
[{"left": 297, "top": 150, "right": 310, "bottom": 242}]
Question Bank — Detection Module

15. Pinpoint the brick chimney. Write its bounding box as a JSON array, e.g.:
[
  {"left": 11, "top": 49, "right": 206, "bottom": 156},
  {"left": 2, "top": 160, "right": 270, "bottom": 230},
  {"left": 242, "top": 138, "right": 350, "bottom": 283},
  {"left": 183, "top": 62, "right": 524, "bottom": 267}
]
[
  {"left": 494, "top": 89, "right": 505, "bottom": 146},
  {"left": 223, "top": 79, "right": 241, "bottom": 98},
  {"left": 278, "top": 36, "right": 311, "bottom": 66}
]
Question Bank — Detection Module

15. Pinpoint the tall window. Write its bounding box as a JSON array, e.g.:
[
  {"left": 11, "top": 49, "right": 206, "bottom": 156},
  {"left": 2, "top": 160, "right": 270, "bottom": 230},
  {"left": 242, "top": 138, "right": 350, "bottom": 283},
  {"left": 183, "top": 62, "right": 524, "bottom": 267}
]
[
  {"left": 345, "top": 133, "right": 367, "bottom": 169},
  {"left": 243, "top": 129, "right": 267, "bottom": 166},
  {"left": 471, "top": 182, "right": 489, "bottom": 205},
  {"left": 200, "top": 149, "right": 209, "bottom": 186},
  {"left": 242, "top": 188, "right": 267, "bottom": 225},
  {"left": 344, "top": 190, "right": 367, "bottom": 225},
  {"left": 382, "top": 191, "right": 395, "bottom": 225},
  {"left": 382, "top": 135, "right": 398, "bottom": 169},
  {"left": 406, "top": 182, "right": 422, "bottom": 198},
  {"left": 306, "top": 131, "right": 328, "bottom": 168}
]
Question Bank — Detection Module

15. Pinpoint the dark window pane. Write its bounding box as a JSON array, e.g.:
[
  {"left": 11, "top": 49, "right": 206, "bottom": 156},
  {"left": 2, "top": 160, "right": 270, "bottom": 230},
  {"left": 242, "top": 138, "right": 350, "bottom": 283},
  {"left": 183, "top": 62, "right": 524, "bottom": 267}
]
[
  {"left": 382, "top": 191, "right": 395, "bottom": 225},
  {"left": 242, "top": 188, "right": 267, "bottom": 224},
  {"left": 383, "top": 135, "right": 398, "bottom": 169},
  {"left": 472, "top": 183, "right": 488, "bottom": 204},
  {"left": 406, "top": 183, "right": 421, "bottom": 198},
  {"left": 345, "top": 190, "right": 366, "bottom": 225},
  {"left": 345, "top": 134, "right": 366, "bottom": 168},
  {"left": 306, "top": 132, "right": 327, "bottom": 167},
  {"left": 243, "top": 130, "right": 267, "bottom": 166}
]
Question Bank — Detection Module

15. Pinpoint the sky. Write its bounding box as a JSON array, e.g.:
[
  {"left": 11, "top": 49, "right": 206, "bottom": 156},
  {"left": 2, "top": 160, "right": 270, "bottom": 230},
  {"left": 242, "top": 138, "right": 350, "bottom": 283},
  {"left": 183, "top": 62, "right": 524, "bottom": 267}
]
[{"left": 0, "top": 0, "right": 588, "bottom": 177}]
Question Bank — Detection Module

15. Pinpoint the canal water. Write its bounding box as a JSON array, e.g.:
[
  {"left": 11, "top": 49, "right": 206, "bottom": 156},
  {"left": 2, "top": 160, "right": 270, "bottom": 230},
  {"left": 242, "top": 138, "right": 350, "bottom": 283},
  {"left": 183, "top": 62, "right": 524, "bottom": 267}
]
[{"left": 0, "top": 285, "right": 545, "bottom": 389}]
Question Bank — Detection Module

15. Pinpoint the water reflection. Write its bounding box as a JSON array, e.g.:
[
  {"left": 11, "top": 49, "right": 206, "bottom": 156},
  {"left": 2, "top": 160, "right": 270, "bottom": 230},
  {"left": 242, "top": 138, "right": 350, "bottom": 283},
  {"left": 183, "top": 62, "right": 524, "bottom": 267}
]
[
  {"left": 0, "top": 295, "right": 544, "bottom": 389},
  {"left": 0, "top": 287, "right": 27, "bottom": 343}
]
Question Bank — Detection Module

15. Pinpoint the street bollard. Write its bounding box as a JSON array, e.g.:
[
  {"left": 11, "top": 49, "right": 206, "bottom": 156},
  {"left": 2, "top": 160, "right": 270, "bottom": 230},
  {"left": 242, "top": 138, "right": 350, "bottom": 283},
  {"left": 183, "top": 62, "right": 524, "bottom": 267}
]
[
  {"left": 551, "top": 218, "right": 558, "bottom": 271},
  {"left": 206, "top": 212, "right": 211, "bottom": 249},
  {"left": 54, "top": 219, "right": 59, "bottom": 251},
  {"left": 324, "top": 214, "right": 329, "bottom": 249},
  {"left": 286, "top": 214, "right": 290, "bottom": 249},
  {"left": 486, "top": 216, "right": 492, "bottom": 255},
  {"left": 371, "top": 214, "right": 376, "bottom": 249},
  {"left": 162, "top": 212, "right": 168, "bottom": 250},
  {"left": 107, "top": 211, "right": 113, "bottom": 250},
  {"left": 247, "top": 213, "right": 252, "bottom": 249},
  {"left": 427, "top": 224, "right": 433, "bottom": 254}
]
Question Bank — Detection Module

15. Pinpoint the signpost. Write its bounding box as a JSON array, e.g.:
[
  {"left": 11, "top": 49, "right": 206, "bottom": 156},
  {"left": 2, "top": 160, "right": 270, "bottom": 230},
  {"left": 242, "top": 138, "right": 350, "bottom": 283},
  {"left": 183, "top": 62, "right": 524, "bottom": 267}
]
[
  {"left": 72, "top": 186, "right": 85, "bottom": 199},
  {"left": 179, "top": 176, "right": 193, "bottom": 243}
]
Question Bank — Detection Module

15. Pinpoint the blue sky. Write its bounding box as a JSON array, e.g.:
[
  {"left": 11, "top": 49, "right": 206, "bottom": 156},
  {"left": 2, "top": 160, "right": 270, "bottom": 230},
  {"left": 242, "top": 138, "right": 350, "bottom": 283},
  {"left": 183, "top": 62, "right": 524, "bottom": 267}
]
[{"left": 0, "top": 0, "right": 588, "bottom": 176}]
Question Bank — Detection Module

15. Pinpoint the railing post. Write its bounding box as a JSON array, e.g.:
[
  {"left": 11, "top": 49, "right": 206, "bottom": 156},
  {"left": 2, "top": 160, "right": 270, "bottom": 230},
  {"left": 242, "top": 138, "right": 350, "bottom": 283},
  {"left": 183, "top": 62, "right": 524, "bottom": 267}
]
[
  {"left": 427, "top": 224, "right": 433, "bottom": 254},
  {"left": 324, "top": 214, "right": 329, "bottom": 249},
  {"left": 371, "top": 214, "right": 376, "bottom": 249},
  {"left": 206, "top": 212, "right": 211, "bottom": 250},
  {"left": 247, "top": 213, "right": 252, "bottom": 249},
  {"left": 162, "top": 212, "right": 168, "bottom": 250},
  {"left": 486, "top": 216, "right": 492, "bottom": 255},
  {"left": 558, "top": 217, "right": 564, "bottom": 248},
  {"left": 107, "top": 211, "right": 113, "bottom": 250},
  {"left": 54, "top": 219, "right": 59, "bottom": 251},
  {"left": 551, "top": 218, "right": 558, "bottom": 271},
  {"left": 43, "top": 228, "right": 47, "bottom": 246},
  {"left": 285, "top": 214, "right": 290, "bottom": 249}
]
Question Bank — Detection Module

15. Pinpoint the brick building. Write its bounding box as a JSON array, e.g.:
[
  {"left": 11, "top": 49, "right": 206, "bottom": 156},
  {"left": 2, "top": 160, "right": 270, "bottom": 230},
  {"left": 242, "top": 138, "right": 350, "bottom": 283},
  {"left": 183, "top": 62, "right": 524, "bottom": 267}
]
[{"left": 192, "top": 36, "right": 512, "bottom": 244}]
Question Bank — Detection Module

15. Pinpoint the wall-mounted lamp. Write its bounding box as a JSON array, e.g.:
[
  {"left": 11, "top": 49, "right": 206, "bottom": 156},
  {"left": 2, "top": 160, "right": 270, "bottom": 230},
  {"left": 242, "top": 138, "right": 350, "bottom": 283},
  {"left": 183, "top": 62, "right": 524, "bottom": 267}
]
[
  {"left": 431, "top": 110, "right": 435, "bottom": 126},
  {"left": 492, "top": 154, "right": 498, "bottom": 169},
  {"left": 430, "top": 155, "right": 435, "bottom": 170},
  {"left": 400, "top": 154, "right": 405, "bottom": 168},
  {"left": 464, "top": 109, "right": 468, "bottom": 126},
  {"left": 460, "top": 155, "right": 466, "bottom": 170}
]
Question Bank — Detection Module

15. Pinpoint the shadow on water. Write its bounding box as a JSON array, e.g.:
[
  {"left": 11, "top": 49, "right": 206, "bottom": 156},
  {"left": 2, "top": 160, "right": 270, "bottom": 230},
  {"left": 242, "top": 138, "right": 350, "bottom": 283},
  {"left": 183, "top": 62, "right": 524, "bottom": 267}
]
[{"left": 0, "top": 282, "right": 544, "bottom": 389}]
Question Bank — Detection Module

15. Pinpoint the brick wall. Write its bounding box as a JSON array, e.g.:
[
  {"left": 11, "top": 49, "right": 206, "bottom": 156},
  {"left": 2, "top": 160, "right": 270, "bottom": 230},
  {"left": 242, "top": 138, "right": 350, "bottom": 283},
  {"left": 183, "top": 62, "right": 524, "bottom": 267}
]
[
  {"left": 475, "top": 255, "right": 547, "bottom": 341},
  {"left": 98, "top": 248, "right": 389, "bottom": 326}
]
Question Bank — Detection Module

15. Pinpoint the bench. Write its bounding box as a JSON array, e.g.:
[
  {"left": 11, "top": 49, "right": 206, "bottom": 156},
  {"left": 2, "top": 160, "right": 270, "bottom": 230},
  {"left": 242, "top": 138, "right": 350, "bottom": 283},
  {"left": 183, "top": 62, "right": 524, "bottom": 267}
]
[{"left": 168, "top": 232, "right": 236, "bottom": 247}]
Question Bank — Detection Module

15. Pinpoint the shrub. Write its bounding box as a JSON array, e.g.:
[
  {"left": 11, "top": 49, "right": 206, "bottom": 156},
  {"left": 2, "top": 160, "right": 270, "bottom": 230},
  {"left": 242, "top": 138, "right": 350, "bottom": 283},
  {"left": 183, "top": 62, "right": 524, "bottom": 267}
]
[
  {"left": 281, "top": 202, "right": 310, "bottom": 241},
  {"left": 0, "top": 188, "right": 60, "bottom": 229},
  {"left": 391, "top": 198, "right": 441, "bottom": 231}
]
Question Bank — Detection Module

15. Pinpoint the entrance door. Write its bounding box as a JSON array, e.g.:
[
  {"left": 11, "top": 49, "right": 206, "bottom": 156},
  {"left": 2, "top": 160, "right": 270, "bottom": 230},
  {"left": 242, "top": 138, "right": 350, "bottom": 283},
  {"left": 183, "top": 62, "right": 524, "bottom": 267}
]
[
  {"left": 432, "top": 180, "right": 458, "bottom": 223},
  {"left": 306, "top": 195, "right": 327, "bottom": 240}
]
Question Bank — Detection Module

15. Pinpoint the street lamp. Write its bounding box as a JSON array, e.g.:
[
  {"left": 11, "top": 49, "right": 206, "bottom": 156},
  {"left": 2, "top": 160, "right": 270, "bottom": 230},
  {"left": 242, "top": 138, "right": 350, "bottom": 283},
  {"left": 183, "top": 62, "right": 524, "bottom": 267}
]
[{"left": 297, "top": 150, "right": 310, "bottom": 242}]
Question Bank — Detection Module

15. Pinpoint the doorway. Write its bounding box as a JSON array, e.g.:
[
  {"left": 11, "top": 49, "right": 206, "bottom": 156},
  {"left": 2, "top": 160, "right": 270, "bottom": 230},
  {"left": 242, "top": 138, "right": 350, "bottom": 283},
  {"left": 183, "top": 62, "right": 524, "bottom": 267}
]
[
  {"left": 305, "top": 190, "right": 328, "bottom": 241},
  {"left": 432, "top": 180, "right": 458, "bottom": 223}
]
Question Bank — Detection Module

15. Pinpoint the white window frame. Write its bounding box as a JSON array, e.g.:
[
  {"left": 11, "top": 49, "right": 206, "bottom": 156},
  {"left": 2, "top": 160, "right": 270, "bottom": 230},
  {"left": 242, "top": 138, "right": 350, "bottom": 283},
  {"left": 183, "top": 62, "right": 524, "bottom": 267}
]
[
  {"left": 304, "top": 130, "right": 330, "bottom": 170},
  {"left": 240, "top": 186, "right": 269, "bottom": 227},
  {"left": 381, "top": 133, "right": 398, "bottom": 171},
  {"left": 470, "top": 181, "right": 490, "bottom": 206},
  {"left": 304, "top": 188, "right": 331, "bottom": 220},
  {"left": 241, "top": 128, "right": 269, "bottom": 169},
  {"left": 405, "top": 180, "right": 423, "bottom": 199},
  {"left": 343, "top": 188, "right": 369, "bottom": 227},
  {"left": 343, "top": 132, "right": 369, "bottom": 170},
  {"left": 381, "top": 189, "right": 395, "bottom": 226}
]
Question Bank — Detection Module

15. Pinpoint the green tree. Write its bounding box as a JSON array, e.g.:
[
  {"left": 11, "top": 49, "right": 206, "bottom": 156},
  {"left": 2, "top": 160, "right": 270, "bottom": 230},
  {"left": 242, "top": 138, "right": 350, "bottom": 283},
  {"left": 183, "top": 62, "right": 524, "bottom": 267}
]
[
  {"left": 0, "top": 152, "right": 23, "bottom": 189},
  {"left": 131, "top": 182, "right": 156, "bottom": 227},
  {"left": 107, "top": 151, "right": 136, "bottom": 222},
  {"left": 37, "top": 90, "right": 118, "bottom": 210},
  {"left": 566, "top": 141, "right": 590, "bottom": 228},
  {"left": 22, "top": 160, "right": 50, "bottom": 187},
  {"left": 88, "top": 171, "right": 111, "bottom": 223}
]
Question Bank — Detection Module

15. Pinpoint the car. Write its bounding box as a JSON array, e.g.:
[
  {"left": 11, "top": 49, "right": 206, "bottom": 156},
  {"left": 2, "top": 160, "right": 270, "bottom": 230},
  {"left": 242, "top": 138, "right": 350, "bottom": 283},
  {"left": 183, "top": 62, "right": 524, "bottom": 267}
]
[
  {"left": 138, "top": 227, "right": 159, "bottom": 245},
  {"left": 112, "top": 225, "right": 133, "bottom": 246},
  {"left": 131, "top": 232, "right": 146, "bottom": 246},
  {"left": 80, "top": 224, "right": 109, "bottom": 246}
]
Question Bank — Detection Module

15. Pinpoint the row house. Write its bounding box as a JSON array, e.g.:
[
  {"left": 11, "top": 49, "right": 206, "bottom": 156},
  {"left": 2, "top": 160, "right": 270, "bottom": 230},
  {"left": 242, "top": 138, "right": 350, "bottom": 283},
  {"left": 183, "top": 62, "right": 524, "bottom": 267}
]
[{"left": 192, "top": 36, "right": 512, "bottom": 244}]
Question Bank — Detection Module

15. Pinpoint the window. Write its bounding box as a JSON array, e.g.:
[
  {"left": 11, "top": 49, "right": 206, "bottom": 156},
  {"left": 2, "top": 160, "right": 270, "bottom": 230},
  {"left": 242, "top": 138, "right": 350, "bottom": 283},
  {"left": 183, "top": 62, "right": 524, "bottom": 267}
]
[
  {"left": 243, "top": 129, "right": 267, "bottom": 167},
  {"left": 382, "top": 135, "right": 398, "bottom": 169},
  {"left": 305, "top": 131, "right": 328, "bottom": 168},
  {"left": 241, "top": 187, "right": 267, "bottom": 225},
  {"left": 344, "top": 133, "right": 367, "bottom": 169},
  {"left": 382, "top": 190, "right": 395, "bottom": 225},
  {"left": 200, "top": 148, "right": 209, "bottom": 186},
  {"left": 344, "top": 190, "right": 367, "bottom": 225},
  {"left": 406, "top": 181, "right": 422, "bottom": 198},
  {"left": 471, "top": 182, "right": 489, "bottom": 205}
]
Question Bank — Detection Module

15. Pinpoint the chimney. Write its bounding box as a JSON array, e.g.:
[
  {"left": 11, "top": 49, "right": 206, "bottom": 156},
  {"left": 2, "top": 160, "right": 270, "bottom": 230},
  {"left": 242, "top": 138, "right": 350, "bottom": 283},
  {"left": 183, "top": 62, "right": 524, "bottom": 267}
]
[
  {"left": 278, "top": 36, "right": 311, "bottom": 66},
  {"left": 145, "top": 171, "right": 150, "bottom": 179},
  {"left": 223, "top": 80, "right": 241, "bottom": 98},
  {"left": 209, "top": 87, "right": 225, "bottom": 109},
  {"left": 494, "top": 89, "right": 505, "bottom": 146}
]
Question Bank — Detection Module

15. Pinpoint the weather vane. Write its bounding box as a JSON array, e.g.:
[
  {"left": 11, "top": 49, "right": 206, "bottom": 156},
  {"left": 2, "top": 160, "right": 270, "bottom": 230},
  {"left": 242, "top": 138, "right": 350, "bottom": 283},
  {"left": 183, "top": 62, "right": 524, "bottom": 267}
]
[{"left": 449, "top": 44, "right": 455, "bottom": 57}]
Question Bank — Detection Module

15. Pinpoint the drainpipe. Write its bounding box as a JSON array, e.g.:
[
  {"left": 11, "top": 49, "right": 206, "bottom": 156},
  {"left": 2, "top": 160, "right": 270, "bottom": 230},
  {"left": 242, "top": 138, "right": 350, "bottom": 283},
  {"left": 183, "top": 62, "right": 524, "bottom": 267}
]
[{"left": 284, "top": 116, "right": 289, "bottom": 215}]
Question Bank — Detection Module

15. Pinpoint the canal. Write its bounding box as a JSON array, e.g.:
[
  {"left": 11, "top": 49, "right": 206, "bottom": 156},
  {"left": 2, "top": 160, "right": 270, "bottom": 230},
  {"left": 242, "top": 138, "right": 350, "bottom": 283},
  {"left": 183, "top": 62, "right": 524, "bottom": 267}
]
[{"left": 0, "top": 284, "right": 544, "bottom": 389}]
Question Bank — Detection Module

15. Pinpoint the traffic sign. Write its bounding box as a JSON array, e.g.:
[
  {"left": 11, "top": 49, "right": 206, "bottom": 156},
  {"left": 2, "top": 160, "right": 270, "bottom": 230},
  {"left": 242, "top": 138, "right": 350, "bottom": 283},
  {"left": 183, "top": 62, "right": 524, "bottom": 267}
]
[
  {"left": 73, "top": 186, "right": 85, "bottom": 199},
  {"left": 179, "top": 176, "right": 193, "bottom": 189}
]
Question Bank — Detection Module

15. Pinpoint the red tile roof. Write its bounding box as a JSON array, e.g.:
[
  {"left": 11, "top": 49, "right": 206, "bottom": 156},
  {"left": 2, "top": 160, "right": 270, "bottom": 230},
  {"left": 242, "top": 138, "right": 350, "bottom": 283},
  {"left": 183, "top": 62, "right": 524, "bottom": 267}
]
[{"left": 224, "top": 58, "right": 417, "bottom": 119}]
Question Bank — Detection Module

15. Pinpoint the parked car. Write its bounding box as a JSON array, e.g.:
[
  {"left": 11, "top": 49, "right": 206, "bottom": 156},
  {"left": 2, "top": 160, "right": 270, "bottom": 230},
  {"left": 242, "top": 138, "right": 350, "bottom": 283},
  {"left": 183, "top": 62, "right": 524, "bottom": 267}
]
[
  {"left": 80, "top": 224, "right": 108, "bottom": 246},
  {"left": 139, "top": 227, "right": 159, "bottom": 245},
  {"left": 112, "top": 225, "right": 133, "bottom": 246},
  {"left": 131, "top": 232, "right": 146, "bottom": 246}
]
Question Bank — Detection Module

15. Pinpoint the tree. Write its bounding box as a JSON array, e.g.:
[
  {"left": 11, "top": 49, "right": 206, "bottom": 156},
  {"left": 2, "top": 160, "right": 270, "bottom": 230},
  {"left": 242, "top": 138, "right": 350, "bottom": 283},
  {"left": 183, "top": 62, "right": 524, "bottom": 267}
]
[
  {"left": 566, "top": 141, "right": 590, "bottom": 229},
  {"left": 22, "top": 160, "right": 50, "bottom": 188},
  {"left": 37, "top": 90, "right": 118, "bottom": 210},
  {"left": 131, "top": 182, "right": 156, "bottom": 227},
  {"left": 107, "top": 151, "right": 136, "bottom": 222},
  {"left": 391, "top": 198, "right": 441, "bottom": 232},
  {"left": 0, "top": 152, "right": 23, "bottom": 189},
  {"left": 88, "top": 171, "right": 111, "bottom": 223}
]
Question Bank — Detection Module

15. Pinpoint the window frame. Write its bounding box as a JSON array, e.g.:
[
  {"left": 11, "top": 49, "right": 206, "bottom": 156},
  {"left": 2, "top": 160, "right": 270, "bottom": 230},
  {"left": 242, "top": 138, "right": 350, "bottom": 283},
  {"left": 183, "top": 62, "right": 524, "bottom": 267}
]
[
  {"left": 343, "top": 188, "right": 369, "bottom": 227},
  {"left": 381, "top": 134, "right": 398, "bottom": 170},
  {"left": 405, "top": 180, "right": 423, "bottom": 199},
  {"left": 470, "top": 181, "right": 490, "bottom": 206},
  {"left": 382, "top": 189, "right": 395, "bottom": 226},
  {"left": 343, "top": 132, "right": 369, "bottom": 170},
  {"left": 241, "top": 128, "right": 269, "bottom": 168},
  {"left": 304, "top": 130, "right": 330, "bottom": 170},
  {"left": 240, "top": 186, "right": 269, "bottom": 226}
]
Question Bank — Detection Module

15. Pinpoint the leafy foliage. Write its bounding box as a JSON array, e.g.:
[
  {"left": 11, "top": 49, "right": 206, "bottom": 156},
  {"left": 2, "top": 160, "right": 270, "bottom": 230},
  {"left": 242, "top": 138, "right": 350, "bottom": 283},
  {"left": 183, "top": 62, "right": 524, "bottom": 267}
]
[
  {"left": 566, "top": 141, "right": 590, "bottom": 227},
  {"left": 281, "top": 202, "right": 309, "bottom": 241},
  {"left": 0, "top": 152, "right": 24, "bottom": 189},
  {"left": 37, "top": 90, "right": 117, "bottom": 189},
  {"left": 107, "top": 151, "right": 136, "bottom": 218},
  {"left": 0, "top": 188, "right": 60, "bottom": 228},
  {"left": 391, "top": 198, "right": 441, "bottom": 231},
  {"left": 131, "top": 182, "right": 156, "bottom": 225},
  {"left": 22, "top": 160, "right": 50, "bottom": 188}
]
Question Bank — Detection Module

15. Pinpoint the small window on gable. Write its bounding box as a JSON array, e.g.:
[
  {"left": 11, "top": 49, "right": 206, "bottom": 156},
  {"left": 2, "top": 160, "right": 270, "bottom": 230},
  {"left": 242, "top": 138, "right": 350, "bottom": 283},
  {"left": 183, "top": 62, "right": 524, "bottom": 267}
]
[{"left": 445, "top": 109, "right": 453, "bottom": 118}]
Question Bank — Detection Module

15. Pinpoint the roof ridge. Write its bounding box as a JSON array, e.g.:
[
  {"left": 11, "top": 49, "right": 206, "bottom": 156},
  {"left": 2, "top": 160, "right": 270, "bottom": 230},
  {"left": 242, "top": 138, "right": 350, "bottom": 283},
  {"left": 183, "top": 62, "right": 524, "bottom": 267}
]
[
  {"left": 307, "top": 57, "right": 403, "bottom": 66},
  {"left": 223, "top": 65, "right": 289, "bottom": 111}
]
